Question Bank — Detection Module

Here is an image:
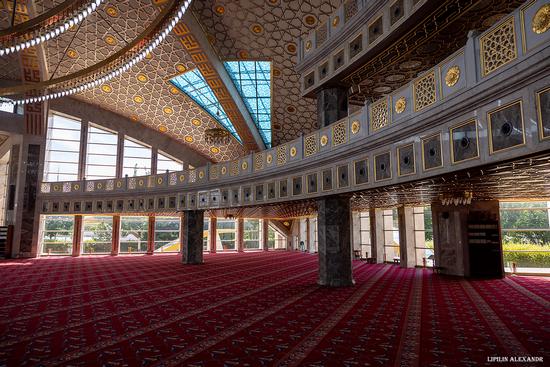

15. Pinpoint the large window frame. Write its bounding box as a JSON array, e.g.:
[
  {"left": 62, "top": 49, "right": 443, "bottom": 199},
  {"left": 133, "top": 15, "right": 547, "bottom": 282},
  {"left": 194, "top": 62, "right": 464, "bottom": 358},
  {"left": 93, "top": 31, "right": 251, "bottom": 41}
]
[
  {"left": 216, "top": 219, "right": 236, "bottom": 251},
  {"left": 82, "top": 216, "right": 113, "bottom": 254},
  {"left": 122, "top": 137, "right": 152, "bottom": 177},
  {"left": 500, "top": 201, "right": 550, "bottom": 270},
  {"left": 44, "top": 113, "right": 81, "bottom": 182},
  {"left": 119, "top": 216, "right": 148, "bottom": 253},
  {"left": 383, "top": 209, "right": 400, "bottom": 262},
  {"left": 157, "top": 150, "right": 183, "bottom": 174},
  {"left": 243, "top": 219, "right": 261, "bottom": 250},
  {"left": 154, "top": 216, "right": 181, "bottom": 253},
  {"left": 40, "top": 215, "right": 74, "bottom": 255},
  {"left": 85, "top": 123, "right": 118, "bottom": 180},
  {"left": 358, "top": 212, "right": 372, "bottom": 259}
]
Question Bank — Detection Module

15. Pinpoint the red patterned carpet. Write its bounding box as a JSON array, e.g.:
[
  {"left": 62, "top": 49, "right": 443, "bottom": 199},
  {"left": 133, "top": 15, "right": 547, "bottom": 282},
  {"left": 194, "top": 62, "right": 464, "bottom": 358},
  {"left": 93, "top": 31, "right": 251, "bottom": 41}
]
[{"left": 0, "top": 252, "right": 548, "bottom": 366}]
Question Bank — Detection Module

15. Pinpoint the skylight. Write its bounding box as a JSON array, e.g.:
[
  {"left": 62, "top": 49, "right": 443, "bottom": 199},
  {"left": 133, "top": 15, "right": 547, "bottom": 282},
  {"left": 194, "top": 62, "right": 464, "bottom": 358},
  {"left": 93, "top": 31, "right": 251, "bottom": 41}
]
[
  {"left": 170, "top": 69, "right": 242, "bottom": 143},
  {"left": 224, "top": 61, "right": 272, "bottom": 148}
]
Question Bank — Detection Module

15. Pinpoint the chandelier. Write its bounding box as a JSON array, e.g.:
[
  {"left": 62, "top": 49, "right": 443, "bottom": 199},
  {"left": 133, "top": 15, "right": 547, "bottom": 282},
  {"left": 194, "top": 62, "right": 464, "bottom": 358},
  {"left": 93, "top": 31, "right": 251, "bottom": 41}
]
[{"left": 204, "top": 128, "right": 230, "bottom": 145}]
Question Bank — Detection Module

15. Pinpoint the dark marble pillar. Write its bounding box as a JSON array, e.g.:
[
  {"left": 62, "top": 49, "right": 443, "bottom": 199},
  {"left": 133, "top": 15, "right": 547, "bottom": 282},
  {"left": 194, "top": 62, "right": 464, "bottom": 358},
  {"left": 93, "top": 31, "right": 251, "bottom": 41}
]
[
  {"left": 147, "top": 216, "right": 155, "bottom": 255},
  {"left": 182, "top": 210, "right": 204, "bottom": 264},
  {"left": 317, "top": 195, "right": 354, "bottom": 287},
  {"left": 316, "top": 87, "right": 348, "bottom": 127}
]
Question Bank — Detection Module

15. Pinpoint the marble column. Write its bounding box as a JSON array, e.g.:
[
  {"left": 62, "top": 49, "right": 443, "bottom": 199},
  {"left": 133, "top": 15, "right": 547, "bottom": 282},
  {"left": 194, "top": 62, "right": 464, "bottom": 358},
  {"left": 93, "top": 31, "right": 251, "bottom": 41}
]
[
  {"left": 209, "top": 217, "right": 217, "bottom": 253},
  {"left": 317, "top": 195, "right": 354, "bottom": 287},
  {"left": 262, "top": 219, "right": 269, "bottom": 251},
  {"left": 147, "top": 216, "right": 155, "bottom": 255},
  {"left": 111, "top": 215, "right": 120, "bottom": 256},
  {"left": 316, "top": 87, "right": 348, "bottom": 127},
  {"left": 306, "top": 218, "right": 311, "bottom": 252},
  {"left": 181, "top": 210, "right": 204, "bottom": 264},
  {"left": 72, "top": 215, "right": 83, "bottom": 257},
  {"left": 371, "top": 208, "right": 386, "bottom": 263},
  {"left": 397, "top": 206, "right": 416, "bottom": 268},
  {"left": 237, "top": 218, "right": 244, "bottom": 252}
]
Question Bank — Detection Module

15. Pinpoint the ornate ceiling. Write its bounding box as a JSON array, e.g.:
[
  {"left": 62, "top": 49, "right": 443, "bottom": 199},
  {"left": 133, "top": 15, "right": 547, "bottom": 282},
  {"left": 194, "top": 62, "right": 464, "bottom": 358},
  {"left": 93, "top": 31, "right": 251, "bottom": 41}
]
[{"left": 0, "top": 0, "right": 343, "bottom": 162}]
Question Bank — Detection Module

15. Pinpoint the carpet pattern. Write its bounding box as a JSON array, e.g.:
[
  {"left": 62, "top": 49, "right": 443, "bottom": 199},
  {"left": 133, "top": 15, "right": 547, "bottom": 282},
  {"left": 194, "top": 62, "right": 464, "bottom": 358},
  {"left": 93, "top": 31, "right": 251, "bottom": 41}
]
[{"left": 0, "top": 252, "right": 548, "bottom": 366}]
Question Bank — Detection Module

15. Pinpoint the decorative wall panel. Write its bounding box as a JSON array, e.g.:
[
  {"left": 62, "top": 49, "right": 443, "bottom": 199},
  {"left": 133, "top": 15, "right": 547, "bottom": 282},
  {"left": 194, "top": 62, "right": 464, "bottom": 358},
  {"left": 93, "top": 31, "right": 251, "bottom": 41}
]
[
  {"left": 422, "top": 133, "right": 443, "bottom": 171},
  {"left": 374, "top": 152, "right": 392, "bottom": 181},
  {"left": 397, "top": 143, "right": 416, "bottom": 176},
  {"left": 488, "top": 100, "right": 525, "bottom": 153},
  {"left": 451, "top": 120, "right": 479, "bottom": 163},
  {"left": 304, "top": 134, "right": 318, "bottom": 157},
  {"left": 480, "top": 16, "right": 517, "bottom": 77},
  {"left": 413, "top": 71, "right": 437, "bottom": 112},
  {"left": 354, "top": 159, "right": 369, "bottom": 185},
  {"left": 370, "top": 98, "right": 389, "bottom": 131},
  {"left": 537, "top": 86, "right": 550, "bottom": 140}
]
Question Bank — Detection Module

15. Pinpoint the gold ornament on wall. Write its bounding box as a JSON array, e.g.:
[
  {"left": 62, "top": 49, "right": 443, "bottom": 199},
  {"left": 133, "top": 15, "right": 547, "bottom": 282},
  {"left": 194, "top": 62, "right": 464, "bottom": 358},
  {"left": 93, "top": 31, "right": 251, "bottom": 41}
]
[
  {"left": 332, "top": 16, "right": 340, "bottom": 27},
  {"left": 241, "top": 161, "right": 248, "bottom": 170},
  {"left": 532, "top": 4, "right": 550, "bottom": 34},
  {"left": 290, "top": 146, "right": 297, "bottom": 157},
  {"left": 199, "top": 171, "right": 205, "bottom": 179},
  {"left": 351, "top": 120, "right": 360, "bottom": 134},
  {"left": 305, "top": 40, "right": 312, "bottom": 51},
  {"left": 395, "top": 97, "right": 406, "bottom": 114},
  {"left": 445, "top": 65, "right": 460, "bottom": 87},
  {"left": 266, "top": 154, "right": 273, "bottom": 164},
  {"left": 66, "top": 49, "right": 78, "bottom": 59},
  {"left": 320, "top": 135, "right": 328, "bottom": 146},
  {"left": 221, "top": 166, "right": 227, "bottom": 175}
]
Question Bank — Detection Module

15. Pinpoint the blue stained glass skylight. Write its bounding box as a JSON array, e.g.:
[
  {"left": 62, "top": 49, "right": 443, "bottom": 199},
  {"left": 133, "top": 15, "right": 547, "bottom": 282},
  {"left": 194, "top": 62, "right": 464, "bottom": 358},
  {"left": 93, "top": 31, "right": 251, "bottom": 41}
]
[
  {"left": 224, "top": 61, "right": 272, "bottom": 148},
  {"left": 170, "top": 69, "right": 242, "bottom": 143}
]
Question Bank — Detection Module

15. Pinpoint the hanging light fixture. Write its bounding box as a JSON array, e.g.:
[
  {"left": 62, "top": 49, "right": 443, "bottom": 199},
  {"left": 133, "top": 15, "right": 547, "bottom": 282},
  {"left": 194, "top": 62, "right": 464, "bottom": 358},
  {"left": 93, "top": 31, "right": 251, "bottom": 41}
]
[
  {"left": 0, "top": 0, "right": 105, "bottom": 57},
  {"left": 205, "top": 128, "right": 231, "bottom": 145},
  {"left": 4, "top": 0, "right": 193, "bottom": 106}
]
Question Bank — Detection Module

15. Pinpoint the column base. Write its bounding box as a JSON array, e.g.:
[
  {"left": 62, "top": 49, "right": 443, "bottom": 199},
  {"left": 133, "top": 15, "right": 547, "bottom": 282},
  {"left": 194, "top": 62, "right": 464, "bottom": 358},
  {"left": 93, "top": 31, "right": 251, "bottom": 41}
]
[{"left": 318, "top": 278, "right": 355, "bottom": 287}]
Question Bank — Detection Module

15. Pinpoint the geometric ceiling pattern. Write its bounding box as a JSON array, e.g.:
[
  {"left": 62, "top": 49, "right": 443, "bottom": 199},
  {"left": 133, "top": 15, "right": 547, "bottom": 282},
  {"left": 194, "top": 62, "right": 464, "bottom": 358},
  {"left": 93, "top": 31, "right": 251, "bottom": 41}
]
[{"left": 0, "top": 0, "right": 344, "bottom": 161}]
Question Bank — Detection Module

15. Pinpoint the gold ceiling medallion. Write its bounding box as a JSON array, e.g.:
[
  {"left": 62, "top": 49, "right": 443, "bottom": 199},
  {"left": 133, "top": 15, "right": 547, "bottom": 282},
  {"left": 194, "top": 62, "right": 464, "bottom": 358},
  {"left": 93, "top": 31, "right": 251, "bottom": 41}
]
[
  {"left": 130, "top": 115, "right": 139, "bottom": 122},
  {"left": 237, "top": 50, "right": 249, "bottom": 59},
  {"left": 320, "top": 135, "right": 328, "bottom": 146},
  {"left": 175, "top": 64, "right": 186, "bottom": 72},
  {"left": 137, "top": 74, "right": 148, "bottom": 83},
  {"left": 214, "top": 5, "right": 225, "bottom": 15},
  {"left": 351, "top": 120, "right": 360, "bottom": 134},
  {"left": 286, "top": 105, "right": 296, "bottom": 113},
  {"left": 305, "top": 40, "right": 312, "bottom": 51},
  {"left": 191, "top": 118, "right": 202, "bottom": 126},
  {"left": 395, "top": 97, "right": 406, "bottom": 114},
  {"left": 169, "top": 86, "right": 179, "bottom": 94},
  {"left": 241, "top": 161, "right": 248, "bottom": 170},
  {"left": 106, "top": 6, "right": 118, "bottom": 17},
  {"left": 206, "top": 33, "right": 216, "bottom": 44},
  {"left": 163, "top": 107, "right": 174, "bottom": 115},
  {"left": 101, "top": 85, "right": 112, "bottom": 93},
  {"left": 285, "top": 42, "right": 297, "bottom": 54},
  {"left": 303, "top": 14, "right": 317, "bottom": 27},
  {"left": 332, "top": 16, "right": 340, "bottom": 27},
  {"left": 290, "top": 146, "right": 297, "bottom": 157},
  {"left": 532, "top": 4, "right": 550, "bottom": 34},
  {"left": 273, "top": 68, "right": 281, "bottom": 77},
  {"left": 158, "top": 125, "right": 168, "bottom": 132},
  {"left": 104, "top": 35, "right": 117, "bottom": 46},
  {"left": 266, "top": 154, "right": 273, "bottom": 164},
  {"left": 445, "top": 65, "right": 460, "bottom": 87},
  {"left": 251, "top": 24, "right": 264, "bottom": 34},
  {"left": 66, "top": 49, "right": 78, "bottom": 59},
  {"left": 184, "top": 135, "right": 193, "bottom": 143},
  {"left": 133, "top": 95, "right": 144, "bottom": 104},
  {"left": 210, "top": 147, "right": 220, "bottom": 154},
  {"left": 205, "top": 128, "right": 231, "bottom": 145},
  {"left": 145, "top": 52, "right": 153, "bottom": 60}
]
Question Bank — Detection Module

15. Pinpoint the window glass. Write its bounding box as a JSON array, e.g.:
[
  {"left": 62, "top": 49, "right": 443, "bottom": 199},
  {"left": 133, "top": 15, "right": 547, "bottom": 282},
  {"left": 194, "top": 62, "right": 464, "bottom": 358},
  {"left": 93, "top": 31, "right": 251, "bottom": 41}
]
[
  {"left": 155, "top": 216, "right": 181, "bottom": 252},
  {"left": 500, "top": 201, "right": 550, "bottom": 270},
  {"left": 268, "top": 225, "right": 286, "bottom": 249},
  {"left": 414, "top": 206, "right": 433, "bottom": 267},
  {"left": 44, "top": 113, "right": 81, "bottom": 182},
  {"left": 383, "top": 209, "right": 400, "bottom": 261},
  {"left": 157, "top": 150, "right": 183, "bottom": 173},
  {"left": 358, "top": 212, "right": 372, "bottom": 258},
  {"left": 86, "top": 124, "right": 118, "bottom": 180},
  {"left": 123, "top": 138, "right": 151, "bottom": 177},
  {"left": 203, "top": 218, "right": 209, "bottom": 251},
  {"left": 216, "top": 219, "right": 236, "bottom": 250},
  {"left": 244, "top": 219, "right": 261, "bottom": 249},
  {"left": 82, "top": 216, "right": 113, "bottom": 254},
  {"left": 120, "top": 216, "right": 148, "bottom": 253},
  {"left": 40, "top": 215, "right": 74, "bottom": 255}
]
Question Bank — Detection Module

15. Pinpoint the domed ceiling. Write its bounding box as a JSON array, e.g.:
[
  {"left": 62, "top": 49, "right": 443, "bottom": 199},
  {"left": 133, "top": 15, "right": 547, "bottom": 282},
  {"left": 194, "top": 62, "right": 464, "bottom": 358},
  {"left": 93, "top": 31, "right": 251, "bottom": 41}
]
[{"left": 0, "top": 0, "right": 343, "bottom": 162}]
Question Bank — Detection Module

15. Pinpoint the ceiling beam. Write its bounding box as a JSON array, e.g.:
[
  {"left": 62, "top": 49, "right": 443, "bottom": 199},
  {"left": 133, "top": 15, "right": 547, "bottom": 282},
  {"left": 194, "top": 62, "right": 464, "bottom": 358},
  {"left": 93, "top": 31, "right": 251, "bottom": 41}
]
[{"left": 175, "top": 12, "right": 266, "bottom": 152}]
